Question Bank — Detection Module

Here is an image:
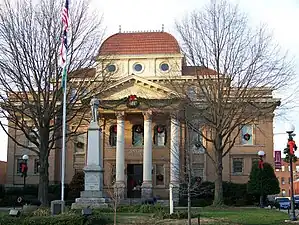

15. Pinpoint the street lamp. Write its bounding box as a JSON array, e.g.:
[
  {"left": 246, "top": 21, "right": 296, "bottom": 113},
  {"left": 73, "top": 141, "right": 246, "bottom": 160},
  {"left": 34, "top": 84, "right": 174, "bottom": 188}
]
[
  {"left": 285, "top": 123, "right": 297, "bottom": 221},
  {"left": 257, "top": 150, "right": 265, "bottom": 208},
  {"left": 21, "top": 155, "right": 29, "bottom": 188}
]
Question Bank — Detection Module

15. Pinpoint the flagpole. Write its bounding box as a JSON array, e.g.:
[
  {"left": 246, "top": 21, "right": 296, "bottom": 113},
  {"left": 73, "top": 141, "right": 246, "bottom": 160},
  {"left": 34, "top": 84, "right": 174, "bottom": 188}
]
[
  {"left": 61, "top": 67, "right": 67, "bottom": 203},
  {"left": 60, "top": 0, "right": 69, "bottom": 208}
]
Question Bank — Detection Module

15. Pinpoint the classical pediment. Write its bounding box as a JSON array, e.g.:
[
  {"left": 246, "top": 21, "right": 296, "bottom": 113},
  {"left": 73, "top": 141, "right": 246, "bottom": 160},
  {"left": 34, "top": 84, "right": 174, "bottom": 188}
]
[{"left": 100, "top": 75, "right": 178, "bottom": 100}]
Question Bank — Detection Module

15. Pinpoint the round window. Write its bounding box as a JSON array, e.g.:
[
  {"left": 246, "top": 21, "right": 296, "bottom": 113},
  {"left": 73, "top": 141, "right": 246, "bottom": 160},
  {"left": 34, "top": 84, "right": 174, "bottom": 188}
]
[
  {"left": 106, "top": 64, "right": 116, "bottom": 73},
  {"left": 160, "top": 63, "right": 169, "bottom": 72},
  {"left": 134, "top": 63, "right": 143, "bottom": 72}
]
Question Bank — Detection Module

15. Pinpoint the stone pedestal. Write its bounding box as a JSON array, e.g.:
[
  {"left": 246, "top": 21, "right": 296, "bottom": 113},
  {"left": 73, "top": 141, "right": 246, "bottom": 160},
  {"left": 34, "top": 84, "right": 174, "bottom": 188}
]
[
  {"left": 114, "top": 181, "right": 126, "bottom": 200},
  {"left": 71, "top": 102, "right": 108, "bottom": 209},
  {"left": 141, "top": 181, "right": 152, "bottom": 199},
  {"left": 170, "top": 183, "right": 180, "bottom": 205},
  {"left": 72, "top": 197, "right": 109, "bottom": 209}
]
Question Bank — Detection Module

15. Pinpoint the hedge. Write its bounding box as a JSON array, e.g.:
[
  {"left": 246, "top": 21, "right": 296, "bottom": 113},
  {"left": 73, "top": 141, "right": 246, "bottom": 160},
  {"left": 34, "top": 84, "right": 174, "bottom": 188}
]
[
  {"left": 179, "top": 181, "right": 257, "bottom": 207},
  {"left": 0, "top": 184, "right": 72, "bottom": 207},
  {"left": 0, "top": 214, "right": 112, "bottom": 225}
]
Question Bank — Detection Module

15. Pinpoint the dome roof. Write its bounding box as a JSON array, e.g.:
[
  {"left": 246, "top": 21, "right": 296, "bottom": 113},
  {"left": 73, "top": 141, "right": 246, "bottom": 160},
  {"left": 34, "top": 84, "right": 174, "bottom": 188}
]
[{"left": 98, "top": 32, "right": 181, "bottom": 55}]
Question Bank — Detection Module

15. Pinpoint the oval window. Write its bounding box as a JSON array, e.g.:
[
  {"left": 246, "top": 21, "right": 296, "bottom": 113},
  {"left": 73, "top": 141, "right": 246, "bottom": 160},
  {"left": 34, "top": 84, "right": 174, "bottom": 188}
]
[
  {"left": 134, "top": 63, "right": 143, "bottom": 72},
  {"left": 160, "top": 63, "right": 169, "bottom": 72},
  {"left": 107, "top": 64, "right": 116, "bottom": 73}
]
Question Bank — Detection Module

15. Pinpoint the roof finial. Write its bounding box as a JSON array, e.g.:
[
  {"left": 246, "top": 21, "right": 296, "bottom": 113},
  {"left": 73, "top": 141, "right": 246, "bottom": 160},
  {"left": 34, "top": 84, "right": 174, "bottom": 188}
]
[
  {"left": 119, "top": 25, "right": 122, "bottom": 33},
  {"left": 162, "top": 24, "right": 164, "bottom": 32}
]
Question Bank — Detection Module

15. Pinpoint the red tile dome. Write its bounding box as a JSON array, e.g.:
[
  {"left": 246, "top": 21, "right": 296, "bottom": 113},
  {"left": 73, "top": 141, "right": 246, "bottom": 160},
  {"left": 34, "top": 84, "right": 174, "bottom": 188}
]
[{"left": 98, "top": 32, "right": 181, "bottom": 55}]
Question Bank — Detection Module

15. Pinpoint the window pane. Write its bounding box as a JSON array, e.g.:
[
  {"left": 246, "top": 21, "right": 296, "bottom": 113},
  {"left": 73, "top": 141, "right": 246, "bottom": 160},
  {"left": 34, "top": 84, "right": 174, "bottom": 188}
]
[
  {"left": 154, "top": 125, "right": 166, "bottom": 146},
  {"left": 155, "top": 164, "right": 164, "bottom": 185},
  {"left": 34, "top": 159, "right": 40, "bottom": 174},
  {"left": 241, "top": 125, "right": 253, "bottom": 145},
  {"left": 233, "top": 158, "right": 243, "bottom": 173},
  {"left": 109, "top": 125, "right": 117, "bottom": 147},
  {"left": 17, "top": 159, "right": 23, "bottom": 173},
  {"left": 132, "top": 125, "right": 143, "bottom": 146},
  {"left": 75, "top": 133, "right": 86, "bottom": 152},
  {"left": 192, "top": 163, "right": 204, "bottom": 178}
]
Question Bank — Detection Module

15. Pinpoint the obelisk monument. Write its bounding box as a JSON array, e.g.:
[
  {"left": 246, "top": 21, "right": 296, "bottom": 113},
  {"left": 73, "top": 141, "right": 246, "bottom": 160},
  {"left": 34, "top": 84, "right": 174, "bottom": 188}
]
[{"left": 71, "top": 97, "right": 108, "bottom": 209}]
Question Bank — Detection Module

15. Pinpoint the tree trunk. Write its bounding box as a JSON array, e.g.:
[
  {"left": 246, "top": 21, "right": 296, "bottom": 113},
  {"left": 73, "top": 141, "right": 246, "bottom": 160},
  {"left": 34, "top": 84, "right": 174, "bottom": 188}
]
[
  {"left": 187, "top": 172, "right": 191, "bottom": 225},
  {"left": 213, "top": 137, "right": 224, "bottom": 206},
  {"left": 38, "top": 149, "right": 49, "bottom": 206}
]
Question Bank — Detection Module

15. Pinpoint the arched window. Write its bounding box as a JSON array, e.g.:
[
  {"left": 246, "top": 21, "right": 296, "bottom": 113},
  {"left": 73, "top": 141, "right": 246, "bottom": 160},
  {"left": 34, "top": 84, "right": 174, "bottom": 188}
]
[
  {"left": 132, "top": 124, "right": 144, "bottom": 146},
  {"left": 153, "top": 125, "right": 167, "bottom": 146},
  {"left": 109, "top": 125, "right": 117, "bottom": 147}
]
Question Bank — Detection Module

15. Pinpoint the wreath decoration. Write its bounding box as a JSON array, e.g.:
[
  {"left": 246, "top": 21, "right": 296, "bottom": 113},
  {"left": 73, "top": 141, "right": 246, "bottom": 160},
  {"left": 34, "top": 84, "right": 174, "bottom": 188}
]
[
  {"left": 156, "top": 174, "right": 164, "bottom": 181},
  {"left": 195, "top": 176, "right": 202, "bottom": 184},
  {"left": 127, "top": 95, "right": 139, "bottom": 108},
  {"left": 156, "top": 125, "right": 165, "bottom": 133},
  {"left": 195, "top": 142, "right": 201, "bottom": 148},
  {"left": 243, "top": 133, "right": 251, "bottom": 141},
  {"left": 134, "top": 125, "right": 143, "bottom": 133},
  {"left": 112, "top": 125, "right": 117, "bottom": 133},
  {"left": 76, "top": 142, "right": 84, "bottom": 149}
]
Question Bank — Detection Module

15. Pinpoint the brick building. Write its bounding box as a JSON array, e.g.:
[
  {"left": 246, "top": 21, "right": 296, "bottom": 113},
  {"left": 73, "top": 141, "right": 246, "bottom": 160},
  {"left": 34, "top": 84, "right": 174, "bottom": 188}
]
[
  {"left": 0, "top": 161, "right": 6, "bottom": 184},
  {"left": 275, "top": 160, "right": 299, "bottom": 196},
  {"left": 5, "top": 31, "right": 278, "bottom": 199}
]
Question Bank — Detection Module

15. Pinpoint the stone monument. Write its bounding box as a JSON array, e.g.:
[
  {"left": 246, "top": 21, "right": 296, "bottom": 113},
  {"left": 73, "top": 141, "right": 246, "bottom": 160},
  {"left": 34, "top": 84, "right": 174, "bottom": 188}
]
[{"left": 71, "top": 97, "right": 108, "bottom": 209}]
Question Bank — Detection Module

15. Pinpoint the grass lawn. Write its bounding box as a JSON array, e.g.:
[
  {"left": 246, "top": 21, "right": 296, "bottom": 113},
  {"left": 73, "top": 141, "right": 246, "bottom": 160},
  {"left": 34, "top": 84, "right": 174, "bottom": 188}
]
[
  {"left": 106, "top": 207, "right": 292, "bottom": 224},
  {"left": 0, "top": 207, "right": 292, "bottom": 225},
  {"left": 196, "top": 207, "right": 291, "bottom": 225}
]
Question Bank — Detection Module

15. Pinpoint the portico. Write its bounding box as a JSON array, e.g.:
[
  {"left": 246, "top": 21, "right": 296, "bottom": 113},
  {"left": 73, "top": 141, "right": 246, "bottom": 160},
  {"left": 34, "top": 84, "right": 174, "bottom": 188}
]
[{"left": 102, "top": 108, "right": 181, "bottom": 200}]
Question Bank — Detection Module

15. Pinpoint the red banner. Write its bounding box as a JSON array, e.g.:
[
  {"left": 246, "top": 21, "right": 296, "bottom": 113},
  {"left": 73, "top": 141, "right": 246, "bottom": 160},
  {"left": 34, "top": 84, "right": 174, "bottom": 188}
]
[{"left": 274, "top": 150, "right": 282, "bottom": 169}]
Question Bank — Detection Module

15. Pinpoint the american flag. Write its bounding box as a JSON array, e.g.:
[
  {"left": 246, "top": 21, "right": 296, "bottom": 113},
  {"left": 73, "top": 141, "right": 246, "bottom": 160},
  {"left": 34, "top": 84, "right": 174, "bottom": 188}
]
[{"left": 59, "top": 0, "right": 69, "bottom": 69}]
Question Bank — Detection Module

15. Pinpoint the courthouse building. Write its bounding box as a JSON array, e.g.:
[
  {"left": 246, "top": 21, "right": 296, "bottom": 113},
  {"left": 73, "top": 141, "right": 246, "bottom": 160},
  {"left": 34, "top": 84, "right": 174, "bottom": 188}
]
[{"left": 6, "top": 30, "right": 277, "bottom": 199}]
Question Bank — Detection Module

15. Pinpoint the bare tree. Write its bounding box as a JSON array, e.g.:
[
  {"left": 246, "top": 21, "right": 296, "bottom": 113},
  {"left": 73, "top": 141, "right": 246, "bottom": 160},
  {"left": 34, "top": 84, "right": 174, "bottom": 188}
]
[
  {"left": 169, "top": 113, "right": 205, "bottom": 225},
  {"left": 0, "top": 0, "right": 110, "bottom": 205},
  {"left": 105, "top": 163, "right": 121, "bottom": 225},
  {"left": 174, "top": 0, "right": 293, "bottom": 206}
]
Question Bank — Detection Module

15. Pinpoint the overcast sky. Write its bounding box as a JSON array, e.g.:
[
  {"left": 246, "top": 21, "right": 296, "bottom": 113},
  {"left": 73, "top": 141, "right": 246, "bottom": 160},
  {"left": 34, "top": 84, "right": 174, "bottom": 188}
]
[{"left": 0, "top": 0, "right": 298, "bottom": 161}]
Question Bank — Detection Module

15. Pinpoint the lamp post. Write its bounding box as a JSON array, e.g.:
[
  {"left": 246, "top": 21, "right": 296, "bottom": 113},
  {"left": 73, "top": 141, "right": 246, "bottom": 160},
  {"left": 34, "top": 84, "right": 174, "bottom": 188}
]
[
  {"left": 21, "top": 155, "right": 29, "bottom": 189},
  {"left": 257, "top": 150, "right": 265, "bottom": 208},
  {"left": 285, "top": 123, "right": 296, "bottom": 221}
]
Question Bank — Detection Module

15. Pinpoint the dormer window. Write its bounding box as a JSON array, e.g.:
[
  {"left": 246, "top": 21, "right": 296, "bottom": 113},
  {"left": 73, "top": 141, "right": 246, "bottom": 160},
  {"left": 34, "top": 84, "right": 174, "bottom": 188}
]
[
  {"left": 133, "top": 63, "right": 143, "bottom": 73},
  {"left": 106, "top": 64, "right": 117, "bottom": 73},
  {"left": 160, "top": 63, "right": 170, "bottom": 72}
]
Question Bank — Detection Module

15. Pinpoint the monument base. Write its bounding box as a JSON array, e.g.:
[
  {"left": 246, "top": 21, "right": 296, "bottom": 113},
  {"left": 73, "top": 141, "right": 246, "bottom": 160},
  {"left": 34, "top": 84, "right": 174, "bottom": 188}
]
[{"left": 71, "top": 197, "right": 109, "bottom": 209}]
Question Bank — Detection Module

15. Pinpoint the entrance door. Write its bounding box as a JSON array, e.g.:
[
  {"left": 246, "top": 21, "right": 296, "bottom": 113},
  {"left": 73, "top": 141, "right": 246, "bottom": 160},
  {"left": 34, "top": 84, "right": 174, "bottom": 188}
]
[{"left": 127, "top": 164, "right": 143, "bottom": 198}]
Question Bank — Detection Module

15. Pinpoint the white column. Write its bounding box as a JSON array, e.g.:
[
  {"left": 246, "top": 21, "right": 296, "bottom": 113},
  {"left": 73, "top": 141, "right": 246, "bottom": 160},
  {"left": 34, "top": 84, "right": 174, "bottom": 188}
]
[
  {"left": 142, "top": 110, "right": 153, "bottom": 198},
  {"left": 170, "top": 116, "right": 180, "bottom": 184},
  {"left": 143, "top": 110, "right": 152, "bottom": 182},
  {"left": 115, "top": 111, "right": 125, "bottom": 184},
  {"left": 170, "top": 115, "right": 180, "bottom": 208}
]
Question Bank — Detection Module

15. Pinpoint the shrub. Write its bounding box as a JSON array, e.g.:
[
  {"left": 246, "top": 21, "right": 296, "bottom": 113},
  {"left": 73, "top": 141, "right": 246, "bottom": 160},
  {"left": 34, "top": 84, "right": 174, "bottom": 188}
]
[
  {"left": 179, "top": 198, "right": 213, "bottom": 207},
  {"left": 248, "top": 162, "right": 280, "bottom": 196},
  {"left": 31, "top": 207, "right": 51, "bottom": 216},
  {"left": 67, "top": 171, "right": 84, "bottom": 200},
  {"left": 6, "top": 185, "right": 38, "bottom": 197},
  {"left": 153, "top": 211, "right": 192, "bottom": 219},
  {"left": 0, "top": 214, "right": 112, "bottom": 225},
  {"left": 179, "top": 181, "right": 257, "bottom": 207},
  {"left": 90, "top": 204, "right": 168, "bottom": 214},
  {"left": 0, "top": 184, "right": 5, "bottom": 199}
]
